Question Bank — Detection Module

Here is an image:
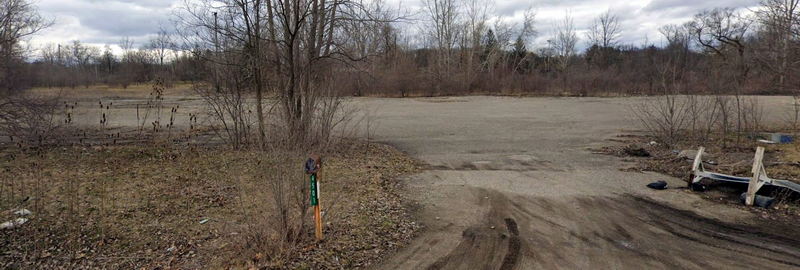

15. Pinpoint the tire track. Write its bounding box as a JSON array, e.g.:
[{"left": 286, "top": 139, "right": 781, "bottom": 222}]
[{"left": 500, "top": 218, "right": 521, "bottom": 270}]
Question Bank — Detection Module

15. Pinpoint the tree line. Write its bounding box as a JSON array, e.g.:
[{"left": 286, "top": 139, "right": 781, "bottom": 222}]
[
  {"left": 5, "top": 1, "right": 797, "bottom": 98},
  {"left": 348, "top": 0, "right": 800, "bottom": 97},
  {"left": 29, "top": 32, "right": 206, "bottom": 89},
  {"left": 1, "top": 0, "right": 799, "bottom": 145}
]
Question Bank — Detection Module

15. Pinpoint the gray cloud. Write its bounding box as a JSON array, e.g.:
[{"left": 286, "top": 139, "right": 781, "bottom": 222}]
[
  {"left": 35, "top": 0, "right": 176, "bottom": 46},
  {"left": 643, "top": 0, "right": 757, "bottom": 13},
  {"left": 113, "top": 0, "right": 177, "bottom": 8},
  {"left": 31, "top": 0, "right": 760, "bottom": 52}
]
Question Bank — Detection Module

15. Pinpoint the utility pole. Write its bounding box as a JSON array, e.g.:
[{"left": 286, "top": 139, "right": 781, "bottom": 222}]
[{"left": 213, "top": 11, "right": 220, "bottom": 92}]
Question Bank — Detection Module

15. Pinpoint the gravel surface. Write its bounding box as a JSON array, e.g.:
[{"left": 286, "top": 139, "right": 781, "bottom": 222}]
[
  {"left": 13, "top": 92, "right": 800, "bottom": 269},
  {"left": 354, "top": 96, "right": 800, "bottom": 269}
]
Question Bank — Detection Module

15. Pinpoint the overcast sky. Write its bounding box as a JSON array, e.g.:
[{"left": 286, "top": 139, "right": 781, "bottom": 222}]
[{"left": 31, "top": 0, "right": 761, "bottom": 54}]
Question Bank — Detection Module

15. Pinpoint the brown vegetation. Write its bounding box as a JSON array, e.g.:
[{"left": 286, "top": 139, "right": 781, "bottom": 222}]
[
  {"left": 0, "top": 142, "right": 420, "bottom": 268},
  {"left": 2, "top": 1, "right": 796, "bottom": 99}
]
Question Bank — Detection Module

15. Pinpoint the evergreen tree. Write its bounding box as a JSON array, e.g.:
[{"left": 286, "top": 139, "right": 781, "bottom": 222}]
[
  {"left": 512, "top": 35, "right": 527, "bottom": 60},
  {"left": 481, "top": 29, "right": 498, "bottom": 70},
  {"left": 512, "top": 35, "right": 530, "bottom": 73}
]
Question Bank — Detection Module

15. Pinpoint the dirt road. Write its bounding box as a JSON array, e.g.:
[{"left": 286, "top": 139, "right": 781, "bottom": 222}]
[{"left": 355, "top": 96, "right": 800, "bottom": 269}]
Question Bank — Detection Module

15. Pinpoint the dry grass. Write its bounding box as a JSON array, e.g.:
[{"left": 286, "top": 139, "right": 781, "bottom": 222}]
[
  {"left": 26, "top": 83, "right": 196, "bottom": 100},
  {"left": 0, "top": 141, "right": 421, "bottom": 269}
]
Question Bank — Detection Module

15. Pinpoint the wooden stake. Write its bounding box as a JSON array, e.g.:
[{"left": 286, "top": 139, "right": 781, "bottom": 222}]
[
  {"left": 747, "top": 147, "right": 766, "bottom": 206},
  {"left": 311, "top": 173, "right": 323, "bottom": 241},
  {"left": 314, "top": 204, "right": 323, "bottom": 240}
]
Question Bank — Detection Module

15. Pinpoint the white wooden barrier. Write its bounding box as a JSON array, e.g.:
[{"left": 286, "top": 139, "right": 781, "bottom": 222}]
[{"left": 689, "top": 146, "right": 800, "bottom": 206}]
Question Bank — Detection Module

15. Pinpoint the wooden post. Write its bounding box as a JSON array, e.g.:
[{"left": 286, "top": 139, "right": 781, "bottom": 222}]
[
  {"left": 311, "top": 173, "right": 323, "bottom": 241},
  {"left": 692, "top": 147, "right": 705, "bottom": 172},
  {"left": 690, "top": 147, "right": 705, "bottom": 181},
  {"left": 315, "top": 202, "right": 323, "bottom": 240},
  {"left": 305, "top": 154, "right": 323, "bottom": 241},
  {"left": 747, "top": 147, "right": 766, "bottom": 206}
]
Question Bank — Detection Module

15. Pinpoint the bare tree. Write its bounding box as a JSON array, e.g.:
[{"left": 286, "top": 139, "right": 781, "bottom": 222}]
[
  {"left": 690, "top": 8, "right": 751, "bottom": 62},
  {"left": 463, "top": 0, "right": 489, "bottom": 81},
  {"left": 659, "top": 23, "right": 693, "bottom": 75},
  {"left": 755, "top": 0, "right": 800, "bottom": 91},
  {"left": 0, "top": 0, "right": 57, "bottom": 146},
  {"left": 178, "top": 0, "right": 268, "bottom": 145},
  {"left": 587, "top": 9, "right": 621, "bottom": 48},
  {"left": 65, "top": 40, "right": 100, "bottom": 88},
  {"left": 116, "top": 37, "right": 137, "bottom": 88},
  {"left": 0, "top": 0, "right": 52, "bottom": 94},
  {"left": 119, "top": 36, "right": 134, "bottom": 52},
  {"left": 147, "top": 28, "right": 174, "bottom": 66},
  {"left": 178, "top": 0, "right": 395, "bottom": 148},
  {"left": 268, "top": 0, "right": 397, "bottom": 145},
  {"left": 659, "top": 23, "right": 692, "bottom": 51},
  {"left": 689, "top": 8, "right": 752, "bottom": 143},
  {"left": 552, "top": 12, "right": 578, "bottom": 90},
  {"left": 424, "top": 0, "right": 462, "bottom": 88},
  {"left": 553, "top": 13, "right": 577, "bottom": 67}
]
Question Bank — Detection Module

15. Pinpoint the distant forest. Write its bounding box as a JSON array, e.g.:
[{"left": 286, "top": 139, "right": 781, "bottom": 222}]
[{"left": 4, "top": 0, "right": 800, "bottom": 97}]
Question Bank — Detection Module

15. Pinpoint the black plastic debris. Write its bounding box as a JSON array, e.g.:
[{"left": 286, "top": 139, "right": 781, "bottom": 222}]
[
  {"left": 690, "top": 182, "right": 708, "bottom": 192},
  {"left": 646, "top": 180, "right": 668, "bottom": 190},
  {"left": 739, "top": 193, "right": 775, "bottom": 208},
  {"left": 624, "top": 146, "right": 650, "bottom": 157}
]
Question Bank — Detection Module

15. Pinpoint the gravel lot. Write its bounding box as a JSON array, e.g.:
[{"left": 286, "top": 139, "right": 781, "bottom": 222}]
[{"left": 357, "top": 96, "right": 800, "bottom": 269}]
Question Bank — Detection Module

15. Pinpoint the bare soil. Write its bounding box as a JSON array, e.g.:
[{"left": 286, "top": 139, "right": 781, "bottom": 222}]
[
  {"left": 359, "top": 96, "right": 800, "bottom": 269},
  {"left": 421, "top": 189, "right": 800, "bottom": 269}
]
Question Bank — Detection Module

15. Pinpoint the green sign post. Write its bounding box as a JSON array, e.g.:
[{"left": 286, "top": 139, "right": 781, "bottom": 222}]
[
  {"left": 305, "top": 154, "right": 323, "bottom": 241},
  {"left": 310, "top": 174, "right": 319, "bottom": 206}
]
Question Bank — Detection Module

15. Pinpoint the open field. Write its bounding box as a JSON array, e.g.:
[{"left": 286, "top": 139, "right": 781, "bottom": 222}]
[{"left": 4, "top": 90, "right": 800, "bottom": 268}]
